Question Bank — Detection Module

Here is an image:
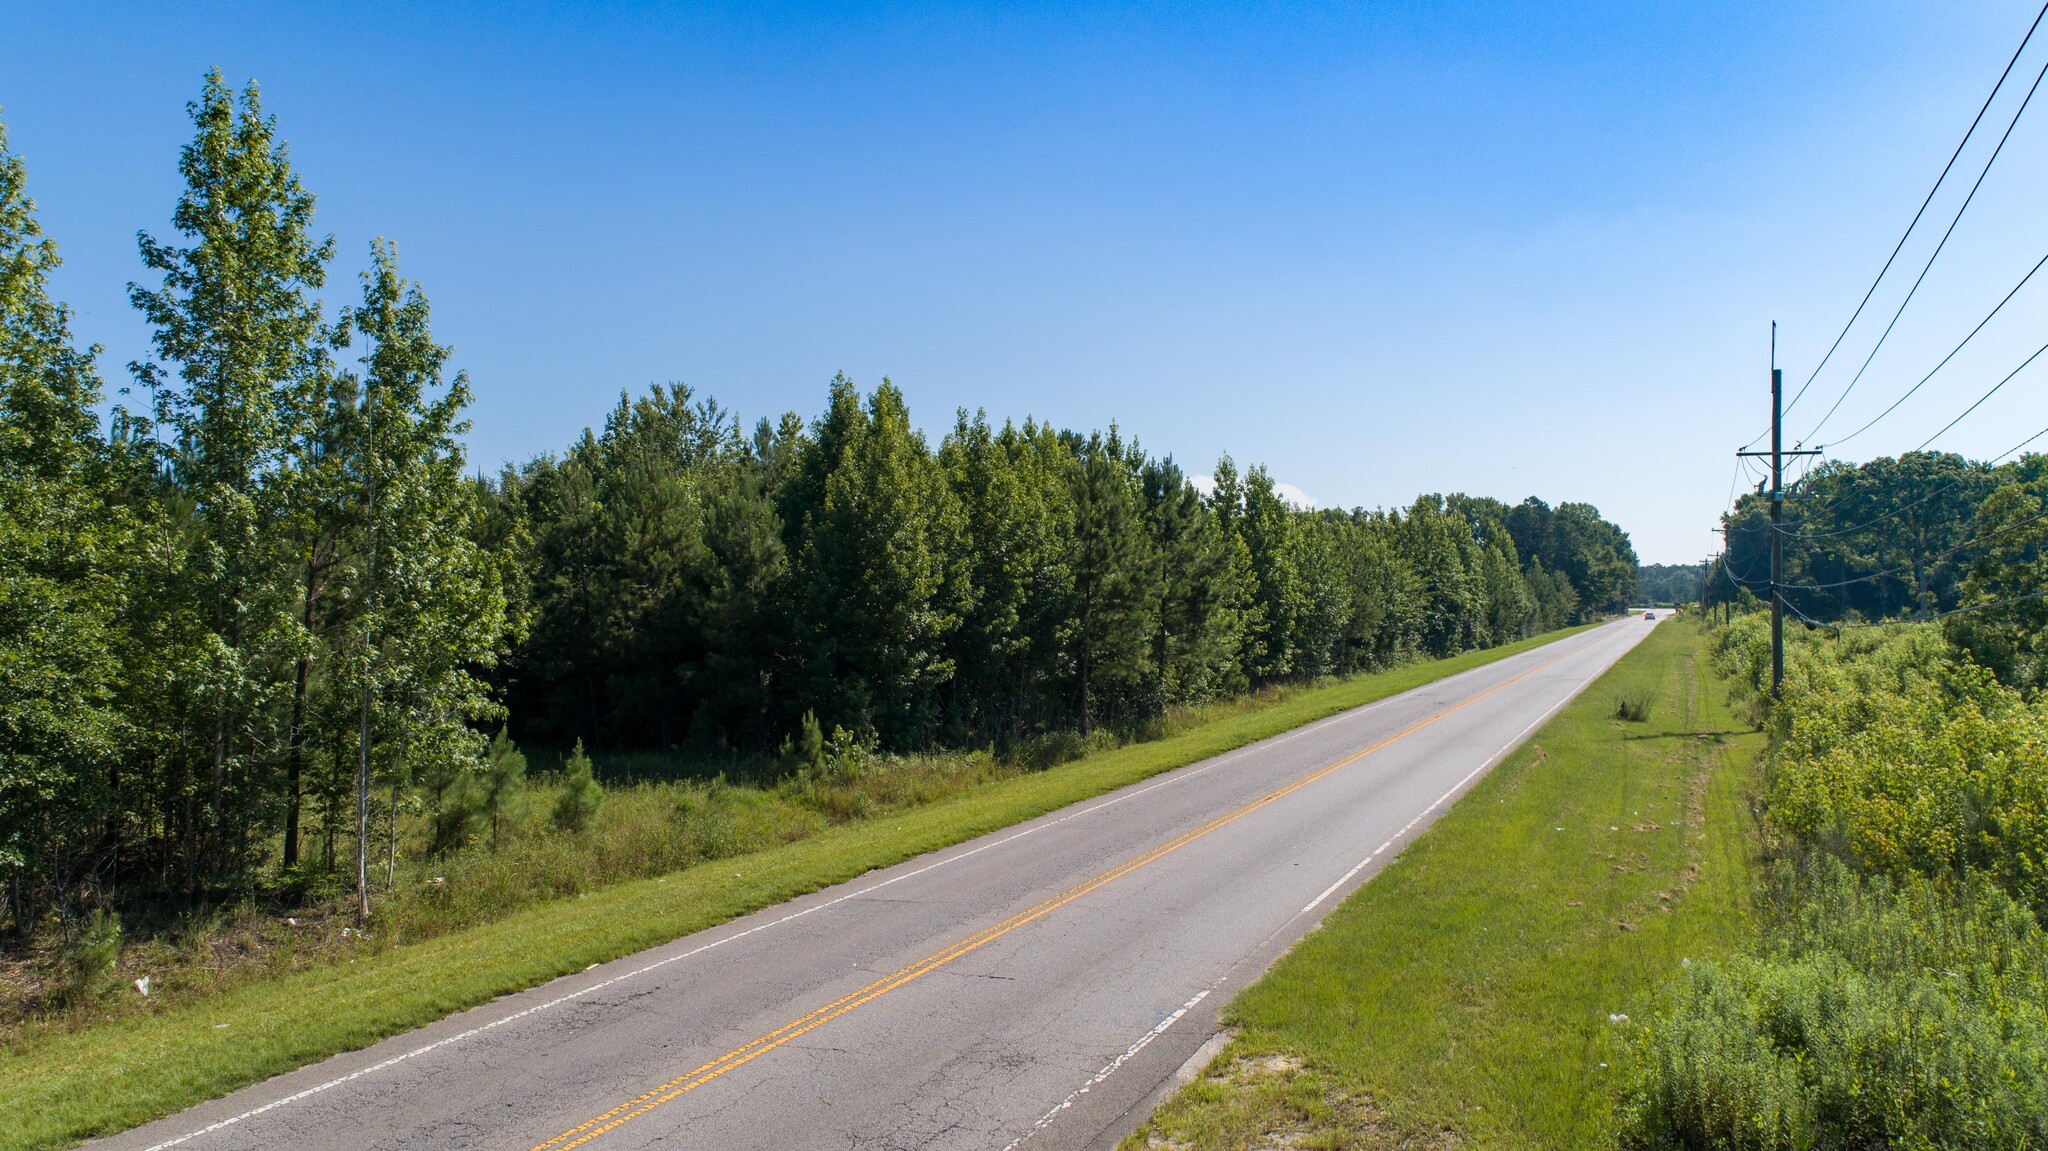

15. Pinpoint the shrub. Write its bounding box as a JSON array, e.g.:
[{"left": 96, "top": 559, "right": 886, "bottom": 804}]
[
  {"left": 1769, "top": 635, "right": 2048, "bottom": 917},
  {"left": 480, "top": 727, "right": 527, "bottom": 849},
  {"left": 551, "top": 739, "right": 604, "bottom": 833},
  {"left": 60, "top": 910, "right": 122, "bottom": 1008},
  {"left": 1621, "top": 861, "right": 2048, "bottom": 1150}
]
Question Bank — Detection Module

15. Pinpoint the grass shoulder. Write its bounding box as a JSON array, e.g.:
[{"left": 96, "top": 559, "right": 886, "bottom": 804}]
[
  {"left": 0, "top": 625, "right": 1595, "bottom": 1151},
  {"left": 1123, "top": 617, "right": 1763, "bottom": 1150}
]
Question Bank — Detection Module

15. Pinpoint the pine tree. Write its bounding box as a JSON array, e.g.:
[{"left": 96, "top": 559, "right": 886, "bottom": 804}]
[
  {"left": 1067, "top": 430, "right": 1154, "bottom": 735},
  {"left": 1237, "top": 466, "right": 1301, "bottom": 681},
  {"left": 1140, "top": 455, "right": 1246, "bottom": 706},
  {"left": 480, "top": 727, "right": 526, "bottom": 850},
  {"left": 552, "top": 739, "right": 603, "bottom": 833},
  {"left": 783, "top": 377, "right": 964, "bottom": 747}
]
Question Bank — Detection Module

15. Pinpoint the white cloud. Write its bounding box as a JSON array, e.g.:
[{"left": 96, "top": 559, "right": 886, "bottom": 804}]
[
  {"left": 1273, "top": 482, "right": 1318, "bottom": 509},
  {"left": 1185, "top": 475, "right": 1317, "bottom": 509}
]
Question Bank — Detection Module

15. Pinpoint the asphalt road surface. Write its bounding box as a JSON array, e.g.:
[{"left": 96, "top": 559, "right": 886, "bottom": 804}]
[{"left": 97, "top": 616, "right": 1657, "bottom": 1151}]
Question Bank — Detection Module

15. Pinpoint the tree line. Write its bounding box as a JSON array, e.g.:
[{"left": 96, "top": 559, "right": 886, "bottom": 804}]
[
  {"left": 488, "top": 383, "right": 1638, "bottom": 756},
  {"left": 1714, "top": 448, "right": 2048, "bottom": 690},
  {"left": 0, "top": 74, "right": 1638, "bottom": 936},
  {"left": 1635, "top": 562, "right": 1705, "bottom": 607}
]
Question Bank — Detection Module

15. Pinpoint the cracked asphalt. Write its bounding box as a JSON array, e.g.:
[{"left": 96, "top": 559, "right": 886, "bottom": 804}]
[{"left": 90, "top": 618, "right": 1654, "bottom": 1151}]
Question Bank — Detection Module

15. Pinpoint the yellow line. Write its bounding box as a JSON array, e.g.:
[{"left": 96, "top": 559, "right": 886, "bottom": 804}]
[{"left": 527, "top": 633, "right": 1601, "bottom": 1151}]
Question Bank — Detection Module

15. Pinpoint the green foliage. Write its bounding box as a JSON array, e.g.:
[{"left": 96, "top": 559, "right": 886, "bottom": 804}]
[
  {"left": 1636, "top": 561, "right": 1705, "bottom": 607},
  {"left": 1715, "top": 617, "right": 2048, "bottom": 916},
  {"left": 479, "top": 728, "right": 526, "bottom": 850},
  {"left": 498, "top": 379, "right": 1637, "bottom": 760},
  {"left": 1621, "top": 862, "right": 2048, "bottom": 1151},
  {"left": 60, "top": 910, "right": 122, "bottom": 1008},
  {"left": 1632, "top": 603, "right": 2048, "bottom": 1148},
  {"left": 1718, "top": 450, "right": 2005, "bottom": 623},
  {"left": 551, "top": 740, "right": 603, "bottom": 833},
  {"left": 0, "top": 113, "right": 131, "bottom": 932}
]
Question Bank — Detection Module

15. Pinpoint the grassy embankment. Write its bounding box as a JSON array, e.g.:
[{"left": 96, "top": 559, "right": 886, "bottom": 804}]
[
  {"left": 1124, "top": 616, "right": 1763, "bottom": 1150},
  {"left": 0, "top": 625, "right": 1595, "bottom": 1151}
]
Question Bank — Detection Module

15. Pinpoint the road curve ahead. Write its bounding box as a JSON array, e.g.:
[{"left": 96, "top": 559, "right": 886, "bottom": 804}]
[{"left": 97, "top": 617, "right": 1657, "bottom": 1151}]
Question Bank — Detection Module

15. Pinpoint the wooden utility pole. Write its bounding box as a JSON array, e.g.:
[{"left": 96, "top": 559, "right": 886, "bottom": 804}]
[{"left": 1738, "top": 325, "right": 1819, "bottom": 696}]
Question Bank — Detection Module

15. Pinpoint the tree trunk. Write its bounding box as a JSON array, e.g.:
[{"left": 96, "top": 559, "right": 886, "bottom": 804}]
[
  {"left": 284, "top": 653, "right": 308, "bottom": 870},
  {"left": 387, "top": 776, "right": 398, "bottom": 889},
  {"left": 284, "top": 553, "right": 321, "bottom": 870},
  {"left": 356, "top": 657, "right": 371, "bottom": 924},
  {"left": 1078, "top": 644, "right": 1092, "bottom": 738}
]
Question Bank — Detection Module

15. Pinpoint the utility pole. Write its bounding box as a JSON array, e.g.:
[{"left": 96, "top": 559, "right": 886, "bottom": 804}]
[{"left": 1737, "top": 324, "right": 1819, "bottom": 696}]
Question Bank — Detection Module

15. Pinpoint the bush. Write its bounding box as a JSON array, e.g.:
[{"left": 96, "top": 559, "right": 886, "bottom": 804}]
[
  {"left": 551, "top": 739, "right": 604, "bottom": 833},
  {"left": 1622, "top": 861, "right": 2048, "bottom": 1150},
  {"left": 427, "top": 771, "right": 482, "bottom": 858},
  {"left": 480, "top": 727, "right": 527, "bottom": 849},
  {"left": 780, "top": 710, "right": 825, "bottom": 776},
  {"left": 1615, "top": 690, "right": 1653, "bottom": 722},
  {"left": 60, "top": 910, "right": 122, "bottom": 1008},
  {"left": 1767, "top": 631, "right": 2048, "bottom": 917}
]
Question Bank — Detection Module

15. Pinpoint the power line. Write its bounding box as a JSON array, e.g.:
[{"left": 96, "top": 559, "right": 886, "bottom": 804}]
[
  {"left": 1739, "top": 0, "right": 2048, "bottom": 451},
  {"left": 1777, "top": 498, "right": 2048, "bottom": 592},
  {"left": 1801, "top": 43, "right": 2048, "bottom": 444},
  {"left": 1766, "top": 414, "right": 2048, "bottom": 542},
  {"left": 1913, "top": 337, "right": 2048, "bottom": 452},
  {"left": 1778, "top": 583, "right": 2048, "bottom": 631},
  {"left": 1824, "top": 248, "right": 2048, "bottom": 451}
]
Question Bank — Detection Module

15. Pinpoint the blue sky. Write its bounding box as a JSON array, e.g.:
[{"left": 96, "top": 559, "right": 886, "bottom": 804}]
[{"left": 5, "top": 2, "right": 2047, "bottom": 562}]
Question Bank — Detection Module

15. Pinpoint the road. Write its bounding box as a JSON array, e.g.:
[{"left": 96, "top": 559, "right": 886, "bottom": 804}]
[{"left": 96, "top": 616, "right": 1656, "bottom": 1151}]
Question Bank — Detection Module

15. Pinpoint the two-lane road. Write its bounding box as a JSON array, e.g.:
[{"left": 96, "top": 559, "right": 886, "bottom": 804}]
[{"left": 99, "top": 616, "right": 1657, "bottom": 1151}]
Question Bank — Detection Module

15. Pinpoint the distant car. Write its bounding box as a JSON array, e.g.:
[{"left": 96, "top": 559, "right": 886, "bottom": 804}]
[{"left": 1643, "top": 612, "right": 1656, "bottom": 620}]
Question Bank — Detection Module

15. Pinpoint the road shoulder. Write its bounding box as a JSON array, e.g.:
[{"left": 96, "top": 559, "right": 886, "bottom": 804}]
[{"left": 1119, "top": 618, "right": 1763, "bottom": 1150}]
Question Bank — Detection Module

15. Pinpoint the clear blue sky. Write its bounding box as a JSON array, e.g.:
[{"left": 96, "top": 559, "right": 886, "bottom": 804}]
[{"left": 6, "top": 2, "right": 2047, "bottom": 563}]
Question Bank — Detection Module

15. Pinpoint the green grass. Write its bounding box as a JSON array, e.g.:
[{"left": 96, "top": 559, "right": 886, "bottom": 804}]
[
  {"left": 1123, "top": 618, "right": 1764, "bottom": 1151},
  {"left": 0, "top": 626, "right": 1595, "bottom": 1151}
]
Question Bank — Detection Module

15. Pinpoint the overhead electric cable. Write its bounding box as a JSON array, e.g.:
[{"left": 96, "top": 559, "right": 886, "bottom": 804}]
[
  {"left": 1778, "top": 583, "right": 2048, "bottom": 630},
  {"left": 1777, "top": 499, "right": 2048, "bottom": 591},
  {"left": 1824, "top": 249, "right": 2048, "bottom": 450},
  {"left": 1774, "top": 414, "right": 2048, "bottom": 540},
  {"left": 1738, "top": 0, "right": 2048, "bottom": 450},
  {"left": 1913, "top": 337, "right": 2048, "bottom": 451},
  {"left": 1803, "top": 46, "right": 2048, "bottom": 443}
]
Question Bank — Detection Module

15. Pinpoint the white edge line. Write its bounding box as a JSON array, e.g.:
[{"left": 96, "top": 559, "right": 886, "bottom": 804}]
[
  {"left": 1297, "top": 628, "right": 1634, "bottom": 918},
  {"left": 132, "top": 628, "right": 1614, "bottom": 1151},
  {"left": 1000, "top": 989, "right": 1212, "bottom": 1151},
  {"left": 996, "top": 624, "right": 1633, "bottom": 1151}
]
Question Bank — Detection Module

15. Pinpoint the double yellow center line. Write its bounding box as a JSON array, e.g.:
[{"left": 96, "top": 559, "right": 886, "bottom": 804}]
[{"left": 529, "top": 637, "right": 1593, "bottom": 1151}]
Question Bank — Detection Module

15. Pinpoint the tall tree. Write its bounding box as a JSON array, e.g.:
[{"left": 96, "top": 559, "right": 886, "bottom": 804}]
[
  {"left": 1066, "top": 430, "right": 1154, "bottom": 735},
  {"left": 1141, "top": 455, "right": 1247, "bottom": 707},
  {"left": 335, "top": 240, "right": 507, "bottom": 917},
  {"left": 1237, "top": 466, "right": 1302, "bottom": 681},
  {"left": 128, "top": 70, "right": 333, "bottom": 891},
  {"left": 0, "top": 116, "right": 130, "bottom": 930},
  {"left": 783, "top": 377, "right": 965, "bottom": 747}
]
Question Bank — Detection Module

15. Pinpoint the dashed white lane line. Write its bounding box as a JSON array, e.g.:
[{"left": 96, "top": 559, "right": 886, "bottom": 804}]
[{"left": 129, "top": 629, "right": 1615, "bottom": 1151}]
